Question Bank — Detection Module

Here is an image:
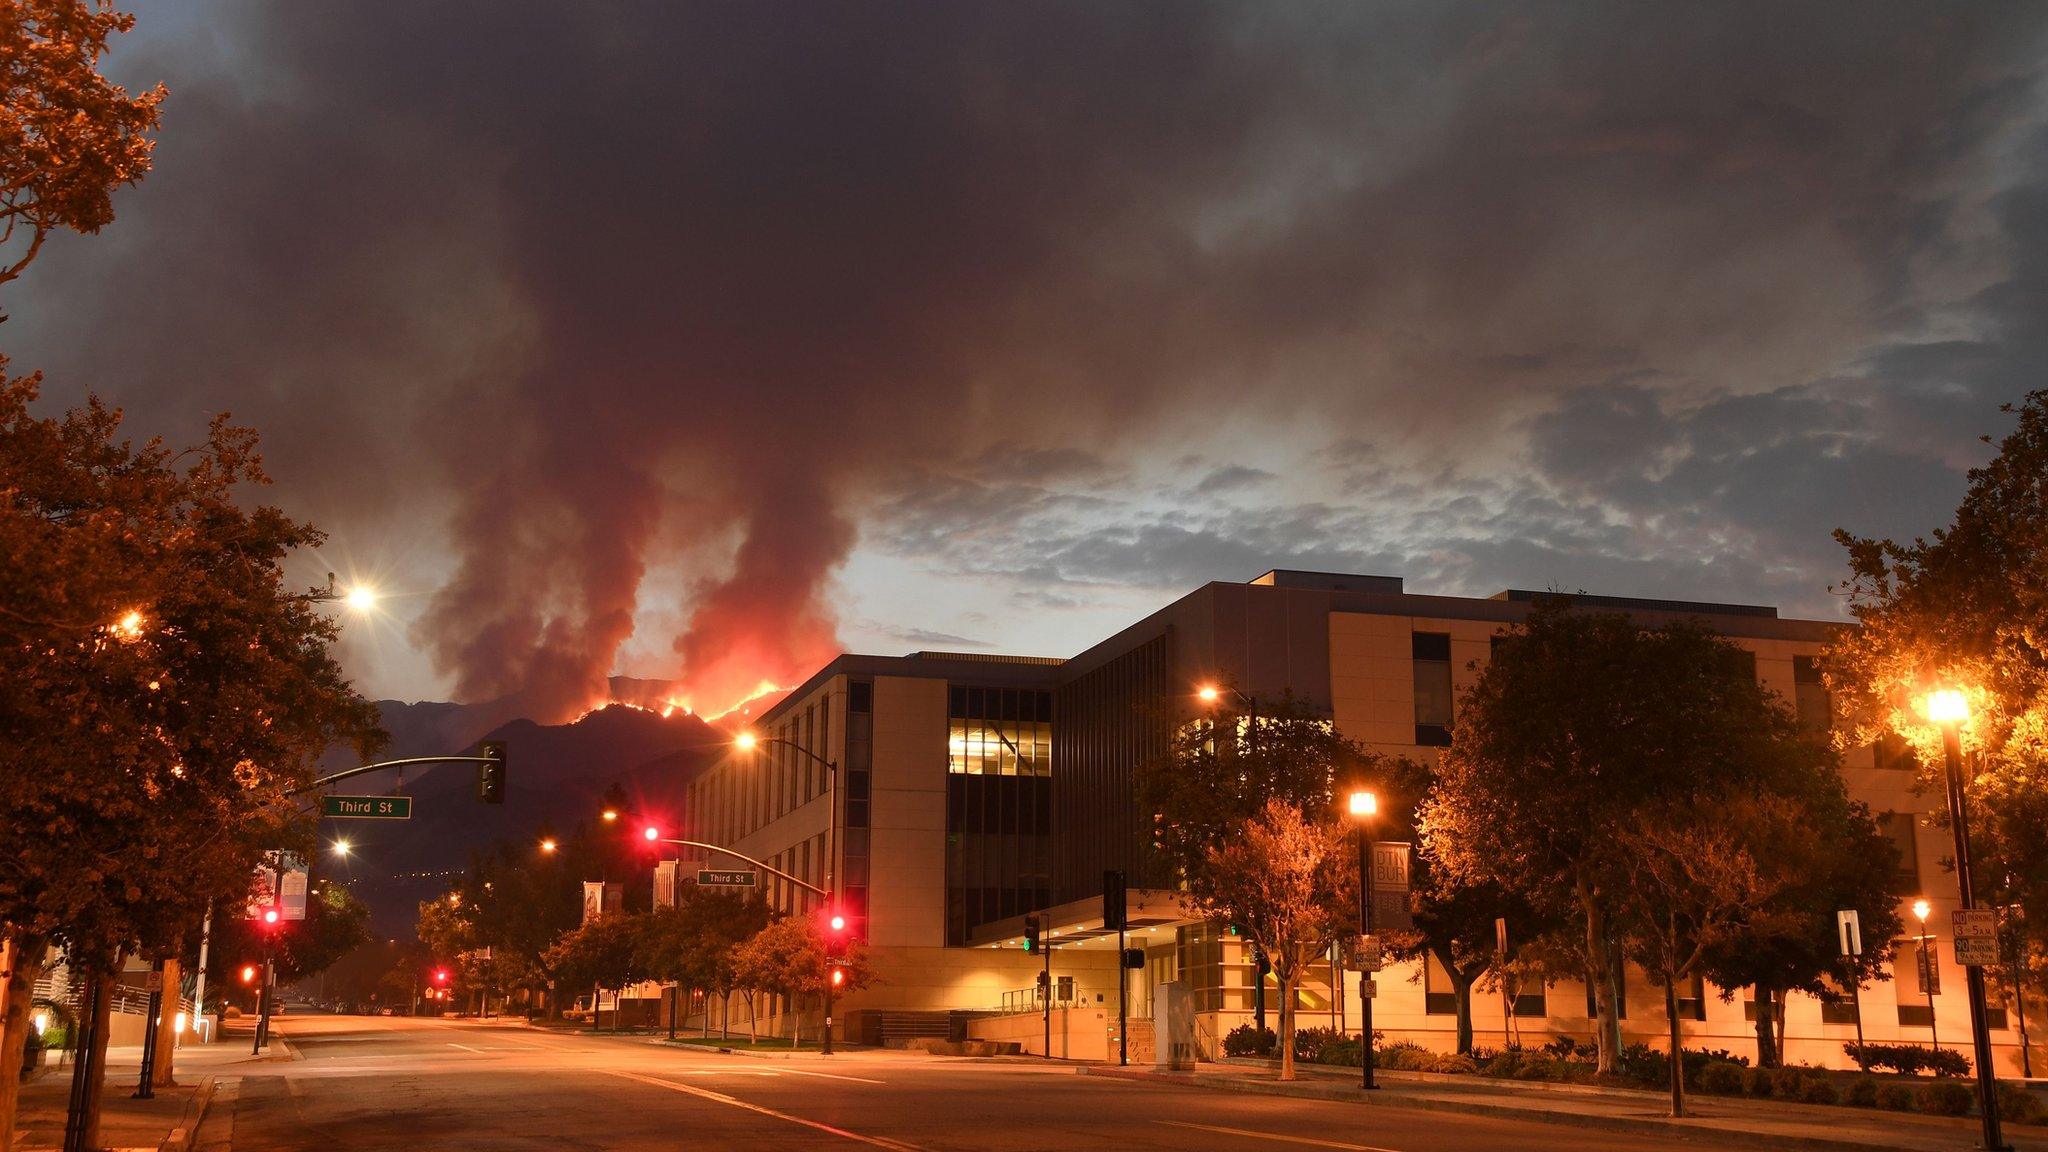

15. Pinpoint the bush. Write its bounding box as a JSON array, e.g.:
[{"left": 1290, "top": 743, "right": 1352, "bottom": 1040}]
[
  {"left": 1995, "top": 1081, "right": 2045, "bottom": 1126},
  {"left": 1480, "top": 1050, "right": 1525, "bottom": 1079},
  {"left": 1513, "top": 1054, "right": 1579, "bottom": 1082},
  {"left": 1542, "top": 1035, "right": 1595, "bottom": 1060},
  {"left": 1697, "top": 1062, "right": 1746, "bottom": 1096},
  {"left": 1772, "top": 1066, "right": 1820, "bottom": 1098},
  {"left": 1799, "top": 1077, "right": 1840, "bottom": 1106},
  {"left": 1317, "top": 1038, "right": 1362, "bottom": 1067},
  {"left": 1745, "top": 1066, "right": 1777, "bottom": 1098},
  {"left": 1617, "top": 1043, "right": 1667, "bottom": 1088},
  {"left": 1917, "top": 1080, "right": 1974, "bottom": 1116},
  {"left": 1293, "top": 1027, "right": 1344, "bottom": 1064},
  {"left": 1843, "top": 1042, "right": 1971, "bottom": 1078},
  {"left": 1844, "top": 1077, "right": 1880, "bottom": 1108},
  {"left": 1876, "top": 1082, "right": 1918, "bottom": 1111},
  {"left": 1374, "top": 1041, "right": 1435, "bottom": 1071},
  {"left": 1427, "top": 1053, "right": 1479, "bottom": 1075},
  {"left": 1222, "top": 1024, "right": 1275, "bottom": 1058}
]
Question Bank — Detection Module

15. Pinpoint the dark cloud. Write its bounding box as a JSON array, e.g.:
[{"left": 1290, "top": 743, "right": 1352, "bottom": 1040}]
[{"left": 7, "top": 2, "right": 2048, "bottom": 706}]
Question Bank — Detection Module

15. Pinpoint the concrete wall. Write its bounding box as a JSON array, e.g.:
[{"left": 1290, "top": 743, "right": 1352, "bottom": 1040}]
[{"left": 970, "top": 1006, "right": 1110, "bottom": 1061}]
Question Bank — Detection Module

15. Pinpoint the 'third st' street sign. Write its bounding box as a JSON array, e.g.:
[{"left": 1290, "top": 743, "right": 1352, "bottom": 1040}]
[
  {"left": 697, "top": 869, "right": 758, "bottom": 887},
  {"left": 320, "top": 795, "right": 412, "bottom": 819}
]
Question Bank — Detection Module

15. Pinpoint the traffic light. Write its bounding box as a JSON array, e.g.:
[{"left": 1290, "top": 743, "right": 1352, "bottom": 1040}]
[
  {"left": 240, "top": 964, "right": 257, "bottom": 984},
  {"left": 1152, "top": 812, "right": 1166, "bottom": 850},
  {"left": 1023, "top": 915, "right": 1040, "bottom": 954},
  {"left": 828, "top": 913, "right": 847, "bottom": 934},
  {"left": 1102, "top": 870, "right": 1127, "bottom": 931},
  {"left": 477, "top": 740, "right": 507, "bottom": 804},
  {"left": 434, "top": 968, "right": 450, "bottom": 985},
  {"left": 829, "top": 966, "right": 846, "bottom": 989}
]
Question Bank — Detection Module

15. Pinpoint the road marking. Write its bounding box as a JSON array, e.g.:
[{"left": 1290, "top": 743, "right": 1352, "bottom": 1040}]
[
  {"left": 606, "top": 1070, "right": 925, "bottom": 1151},
  {"left": 1156, "top": 1120, "right": 1404, "bottom": 1152},
  {"left": 772, "top": 1066, "right": 887, "bottom": 1086},
  {"left": 446, "top": 1042, "right": 488, "bottom": 1053}
]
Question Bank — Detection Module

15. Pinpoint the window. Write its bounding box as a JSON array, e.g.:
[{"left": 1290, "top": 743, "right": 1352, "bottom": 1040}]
[
  {"left": 1584, "top": 968, "right": 1627, "bottom": 1019},
  {"left": 947, "top": 687, "right": 1053, "bottom": 775},
  {"left": 1895, "top": 938, "right": 1937, "bottom": 1027},
  {"left": 1793, "top": 656, "right": 1831, "bottom": 735},
  {"left": 1413, "top": 632, "right": 1453, "bottom": 747},
  {"left": 848, "top": 680, "right": 872, "bottom": 714},
  {"left": 1819, "top": 973, "right": 1860, "bottom": 1026},
  {"left": 1873, "top": 731, "right": 1917, "bottom": 772},
  {"left": 1424, "top": 954, "right": 1458, "bottom": 1015},
  {"left": 1885, "top": 813, "right": 1920, "bottom": 890},
  {"left": 1675, "top": 972, "right": 1707, "bottom": 1022}
]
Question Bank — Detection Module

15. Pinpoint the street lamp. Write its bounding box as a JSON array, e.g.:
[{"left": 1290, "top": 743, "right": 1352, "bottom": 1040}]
[
  {"left": 1912, "top": 898, "right": 1939, "bottom": 1055},
  {"left": 331, "top": 839, "right": 351, "bottom": 857},
  {"left": 1347, "top": 787, "right": 1379, "bottom": 1090},
  {"left": 1196, "top": 683, "right": 1258, "bottom": 754},
  {"left": 734, "top": 731, "right": 841, "bottom": 1054},
  {"left": 1924, "top": 689, "right": 2009, "bottom": 1151},
  {"left": 538, "top": 838, "right": 557, "bottom": 854},
  {"left": 343, "top": 584, "right": 378, "bottom": 612}
]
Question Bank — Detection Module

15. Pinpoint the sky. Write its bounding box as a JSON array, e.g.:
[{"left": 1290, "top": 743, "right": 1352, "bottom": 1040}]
[{"left": 8, "top": 2, "right": 2048, "bottom": 718}]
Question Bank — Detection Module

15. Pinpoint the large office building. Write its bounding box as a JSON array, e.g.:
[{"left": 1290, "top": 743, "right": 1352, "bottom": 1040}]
[{"left": 667, "top": 569, "right": 2023, "bottom": 1071}]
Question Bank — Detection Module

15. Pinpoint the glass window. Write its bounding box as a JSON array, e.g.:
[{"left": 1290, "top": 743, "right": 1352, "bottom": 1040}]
[
  {"left": 1793, "top": 656, "right": 1831, "bottom": 735},
  {"left": 849, "top": 680, "right": 871, "bottom": 713},
  {"left": 1873, "top": 731, "right": 1916, "bottom": 772},
  {"left": 1895, "top": 938, "right": 1935, "bottom": 1027},
  {"left": 1423, "top": 953, "right": 1458, "bottom": 1015},
  {"left": 1675, "top": 972, "right": 1707, "bottom": 1021},
  {"left": 1886, "top": 813, "right": 1919, "bottom": 890},
  {"left": 1413, "top": 632, "right": 1453, "bottom": 746}
]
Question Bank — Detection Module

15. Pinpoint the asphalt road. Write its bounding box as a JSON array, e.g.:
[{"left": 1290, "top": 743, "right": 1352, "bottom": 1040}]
[{"left": 196, "top": 1014, "right": 1718, "bottom": 1151}]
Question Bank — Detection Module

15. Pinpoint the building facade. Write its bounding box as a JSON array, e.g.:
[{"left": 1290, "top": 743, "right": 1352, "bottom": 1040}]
[{"left": 666, "top": 569, "right": 2036, "bottom": 1073}]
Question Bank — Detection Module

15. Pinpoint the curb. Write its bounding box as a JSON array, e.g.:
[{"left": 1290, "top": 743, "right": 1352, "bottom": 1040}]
[
  {"left": 159, "top": 1076, "right": 217, "bottom": 1152},
  {"left": 1078, "top": 1067, "right": 1952, "bottom": 1152},
  {"left": 659, "top": 1039, "right": 831, "bottom": 1060}
]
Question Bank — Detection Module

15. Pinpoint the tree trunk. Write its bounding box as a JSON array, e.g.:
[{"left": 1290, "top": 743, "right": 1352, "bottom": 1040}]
[
  {"left": 1664, "top": 944, "right": 1685, "bottom": 1118},
  {"left": 1276, "top": 973, "right": 1297, "bottom": 1081},
  {"left": 152, "top": 956, "right": 181, "bottom": 1087},
  {"left": 1752, "top": 986, "right": 1780, "bottom": 1069},
  {"left": 75, "top": 969, "right": 114, "bottom": 1152},
  {"left": 1583, "top": 898, "right": 1619, "bottom": 1074},
  {"left": 1449, "top": 966, "right": 1475, "bottom": 1056},
  {"left": 720, "top": 992, "right": 728, "bottom": 1041},
  {"left": 0, "top": 933, "right": 48, "bottom": 1152},
  {"left": 745, "top": 993, "right": 757, "bottom": 1043}
]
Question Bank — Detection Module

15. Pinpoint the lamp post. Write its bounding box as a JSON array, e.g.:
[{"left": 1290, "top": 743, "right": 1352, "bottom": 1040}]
[
  {"left": 736, "top": 731, "right": 842, "bottom": 1055},
  {"left": 1348, "top": 788, "right": 1379, "bottom": 1090},
  {"left": 1925, "top": 689, "right": 2009, "bottom": 1152},
  {"left": 1912, "top": 898, "right": 1939, "bottom": 1054}
]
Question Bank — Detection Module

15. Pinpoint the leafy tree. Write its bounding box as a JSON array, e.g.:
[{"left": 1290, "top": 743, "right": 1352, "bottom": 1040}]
[
  {"left": 0, "top": 370, "right": 378, "bottom": 1147},
  {"left": 1422, "top": 601, "right": 1818, "bottom": 1074},
  {"left": 730, "top": 914, "right": 873, "bottom": 1046},
  {"left": 1378, "top": 756, "right": 1549, "bottom": 1056},
  {"left": 1189, "top": 798, "right": 1353, "bottom": 1080},
  {"left": 0, "top": 1, "right": 164, "bottom": 294},
  {"left": 541, "top": 912, "right": 644, "bottom": 1023},
  {"left": 1615, "top": 796, "right": 1793, "bottom": 1116},
  {"left": 1827, "top": 389, "right": 2048, "bottom": 1007},
  {"left": 1695, "top": 764, "right": 1904, "bottom": 1069},
  {"left": 210, "top": 881, "right": 371, "bottom": 987},
  {"left": 636, "top": 887, "right": 770, "bottom": 1036}
]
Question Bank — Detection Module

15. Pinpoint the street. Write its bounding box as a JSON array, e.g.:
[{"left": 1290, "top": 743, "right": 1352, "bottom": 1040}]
[{"left": 195, "top": 1015, "right": 1717, "bottom": 1151}]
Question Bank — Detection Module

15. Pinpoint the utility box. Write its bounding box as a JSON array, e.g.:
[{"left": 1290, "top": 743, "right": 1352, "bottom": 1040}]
[{"left": 1154, "top": 980, "right": 1196, "bottom": 1072}]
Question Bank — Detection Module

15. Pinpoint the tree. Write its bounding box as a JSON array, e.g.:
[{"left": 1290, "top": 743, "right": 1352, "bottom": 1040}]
[
  {"left": 0, "top": 1, "right": 165, "bottom": 294},
  {"left": 211, "top": 881, "right": 371, "bottom": 988},
  {"left": 1378, "top": 755, "right": 1547, "bottom": 1056},
  {"left": 1827, "top": 389, "right": 2048, "bottom": 1011},
  {"left": 1190, "top": 798, "right": 1353, "bottom": 1080},
  {"left": 1695, "top": 765, "right": 1904, "bottom": 1069},
  {"left": 0, "top": 371, "right": 379, "bottom": 1149},
  {"left": 636, "top": 887, "right": 770, "bottom": 1035},
  {"left": 730, "top": 914, "right": 873, "bottom": 1046},
  {"left": 1422, "top": 601, "right": 1819, "bottom": 1074},
  {"left": 541, "top": 913, "right": 643, "bottom": 1022},
  {"left": 1615, "top": 796, "right": 1792, "bottom": 1116}
]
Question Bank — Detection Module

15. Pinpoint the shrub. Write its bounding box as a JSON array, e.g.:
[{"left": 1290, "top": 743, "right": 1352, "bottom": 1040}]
[
  {"left": 1917, "top": 1081, "right": 1974, "bottom": 1116},
  {"left": 1799, "top": 1077, "right": 1840, "bottom": 1106},
  {"left": 1995, "top": 1081, "right": 2045, "bottom": 1126},
  {"left": 1617, "top": 1043, "right": 1667, "bottom": 1088},
  {"left": 1222, "top": 1024, "right": 1275, "bottom": 1058},
  {"left": 1375, "top": 1041, "right": 1435, "bottom": 1071},
  {"left": 1293, "top": 1027, "right": 1344, "bottom": 1064},
  {"left": 1843, "top": 1042, "right": 1971, "bottom": 1078},
  {"left": 1317, "top": 1038, "right": 1362, "bottom": 1067},
  {"left": 1875, "top": 1083, "right": 1917, "bottom": 1111},
  {"left": 1480, "top": 1050, "right": 1525, "bottom": 1079},
  {"left": 1697, "top": 1062, "right": 1746, "bottom": 1096},
  {"left": 1427, "top": 1053, "right": 1479, "bottom": 1075},
  {"left": 1542, "top": 1035, "right": 1594, "bottom": 1060},
  {"left": 1514, "top": 1054, "right": 1578, "bottom": 1082},
  {"left": 1844, "top": 1077, "right": 1880, "bottom": 1108},
  {"left": 1744, "top": 1066, "right": 1777, "bottom": 1098},
  {"left": 1772, "top": 1066, "right": 1819, "bottom": 1098}
]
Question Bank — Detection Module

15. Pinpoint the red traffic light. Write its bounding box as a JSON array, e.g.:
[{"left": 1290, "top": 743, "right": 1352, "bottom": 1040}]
[
  {"left": 240, "top": 964, "right": 257, "bottom": 984},
  {"left": 828, "top": 914, "right": 846, "bottom": 933},
  {"left": 261, "top": 907, "right": 280, "bottom": 925},
  {"left": 830, "top": 967, "right": 845, "bottom": 988},
  {"left": 434, "top": 968, "right": 450, "bottom": 984},
  {"left": 642, "top": 825, "right": 660, "bottom": 843}
]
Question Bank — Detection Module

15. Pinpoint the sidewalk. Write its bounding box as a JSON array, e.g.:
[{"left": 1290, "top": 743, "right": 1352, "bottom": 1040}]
[
  {"left": 11, "top": 1025, "right": 291, "bottom": 1151},
  {"left": 1082, "top": 1061, "right": 2048, "bottom": 1152}
]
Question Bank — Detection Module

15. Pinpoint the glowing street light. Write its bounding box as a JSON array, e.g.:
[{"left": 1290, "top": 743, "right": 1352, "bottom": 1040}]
[
  {"left": 343, "top": 584, "right": 379, "bottom": 613},
  {"left": 1913, "top": 898, "right": 1932, "bottom": 923},
  {"left": 1196, "top": 685, "right": 1220, "bottom": 704},
  {"left": 539, "top": 837, "right": 557, "bottom": 853},
  {"left": 332, "top": 839, "right": 352, "bottom": 857},
  {"left": 110, "top": 610, "right": 145, "bottom": 641},
  {"left": 600, "top": 808, "right": 619, "bottom": 823},
  {"left": 1347, "top": 786, "right": 1379, "bottom": 1090},
  {"left": 734, "top": 731, "right": 759, "bottom": 752}
]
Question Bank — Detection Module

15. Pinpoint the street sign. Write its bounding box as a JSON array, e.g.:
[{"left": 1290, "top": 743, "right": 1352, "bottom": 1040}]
[
  {"left": 320, "top": 794, "right": 413, "bottom": 819},
  {"left": 1836, "top": 909, "right": 1862, "bottom": 957},
  {"left": 697, "top": 869, "right": 758, "bottom": 887},
  {"left": 1359, "top": 979, "right": 1378, "bottom": 999},
  {"left": 1952, "top": 909, "right": 1997, "bottom": 967},
  {"left": 1370, "top": 841, "right": 1415, "bottom": 930},
  {"left": 1348, "top": 934, "right": 1384, "bottom": 971}
]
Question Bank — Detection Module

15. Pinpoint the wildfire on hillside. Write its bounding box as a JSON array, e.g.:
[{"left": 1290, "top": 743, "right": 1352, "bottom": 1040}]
[{"left": 572, "top": 679, "right": 788, "bottom": 728}]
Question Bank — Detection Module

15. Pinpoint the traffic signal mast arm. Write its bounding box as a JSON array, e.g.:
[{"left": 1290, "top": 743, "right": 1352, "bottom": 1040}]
[
  {"left": 288, "top": 754, "right": 498, "bottom": 796},
  {"left": 647, "top": 836, "right": 829, "bottom": 897}
]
